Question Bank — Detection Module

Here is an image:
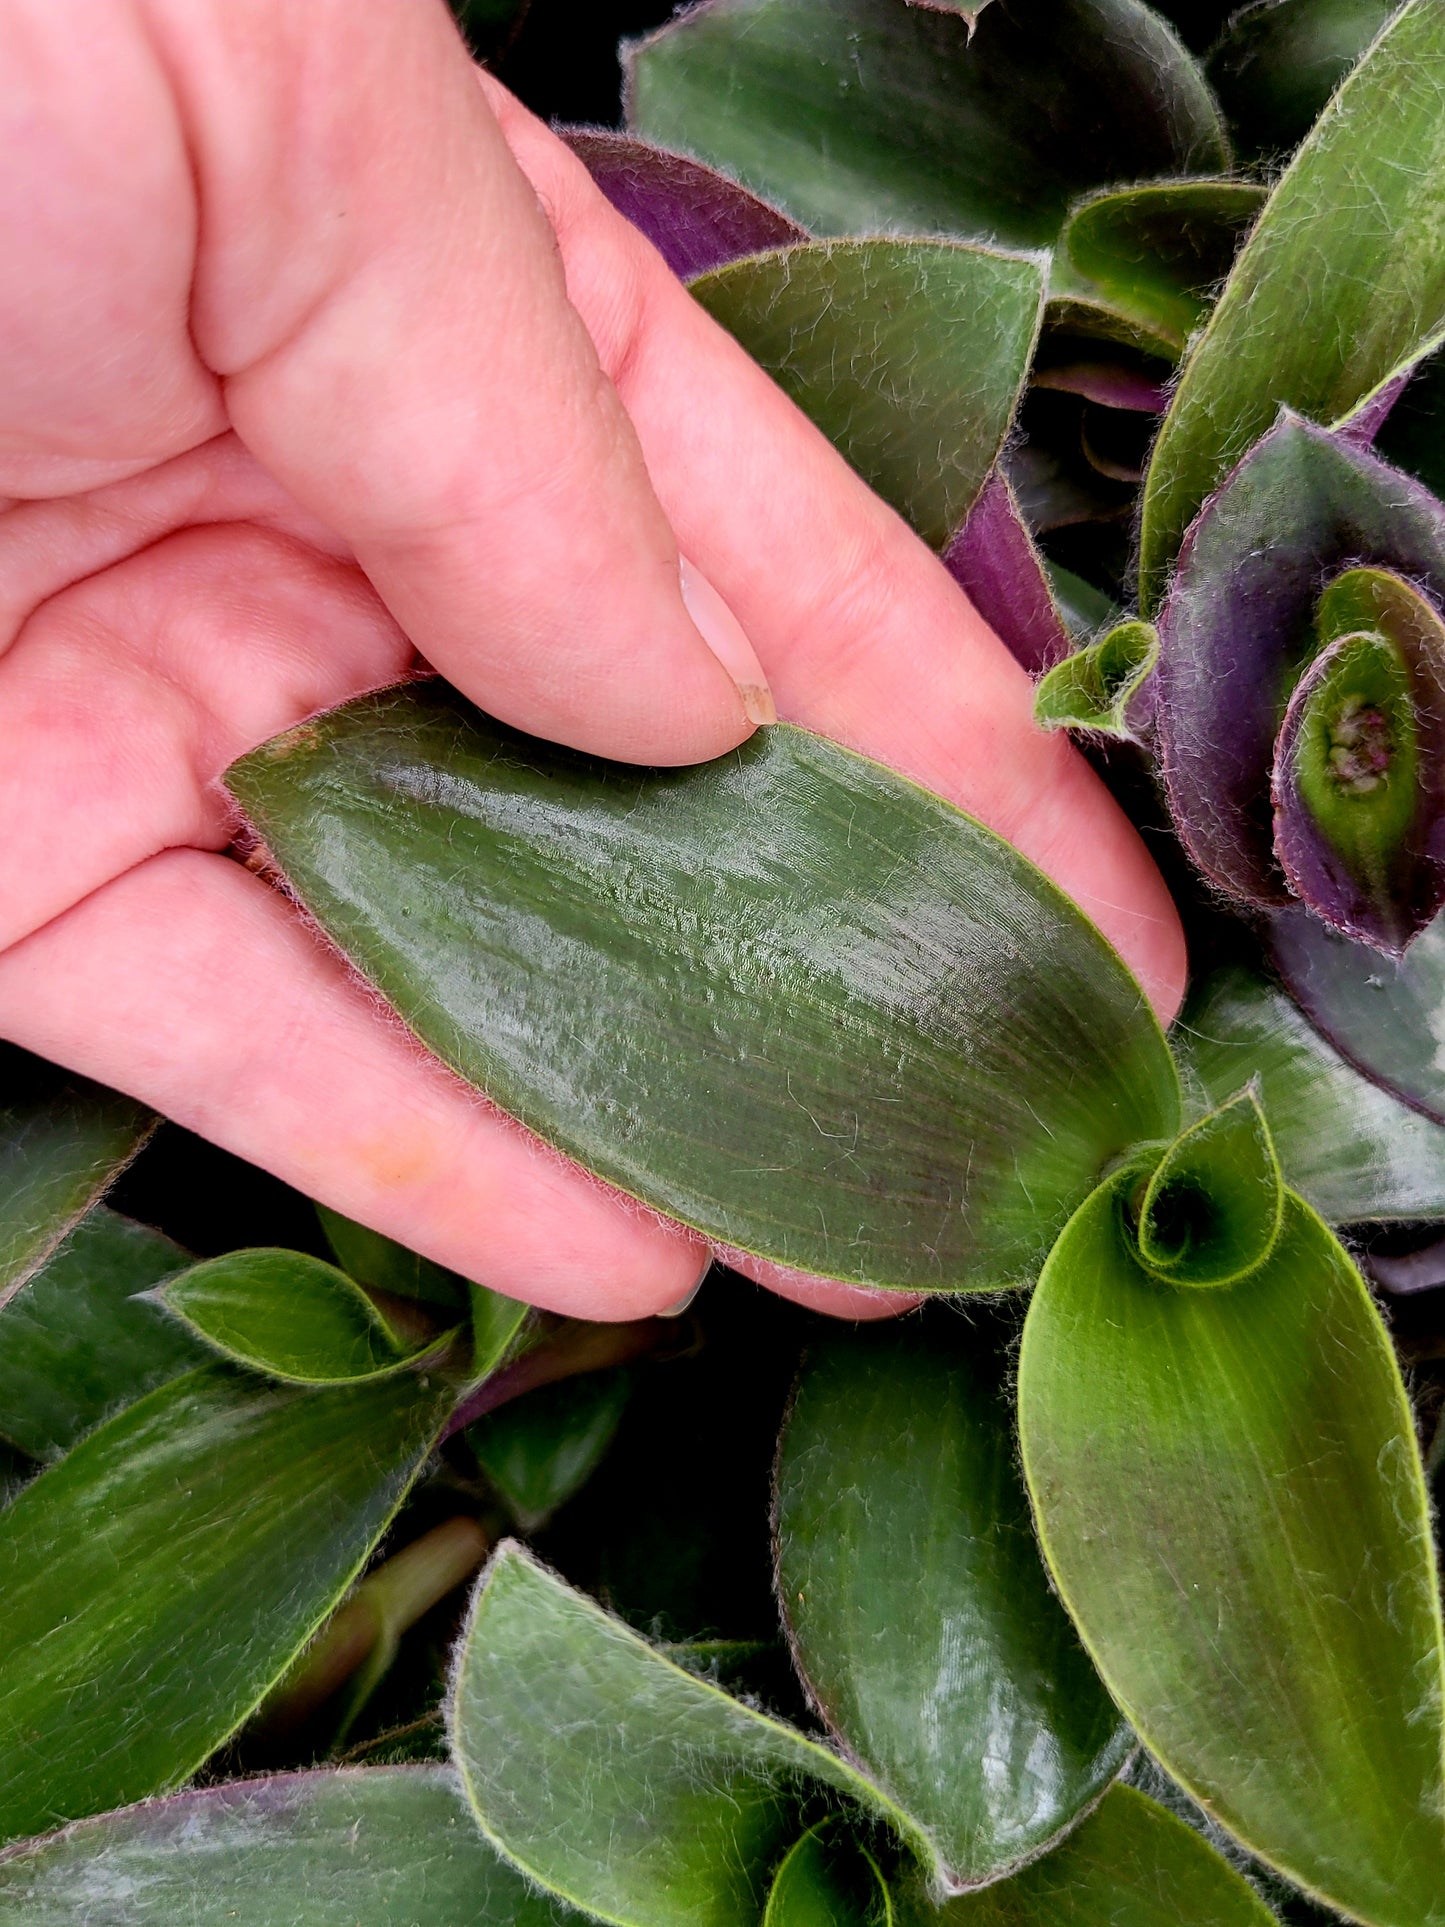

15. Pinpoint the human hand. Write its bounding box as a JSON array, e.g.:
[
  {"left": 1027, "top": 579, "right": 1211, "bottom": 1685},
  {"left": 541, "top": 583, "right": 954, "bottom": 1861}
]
[{"left": 0, "top": 0, "right": 1185, "bottom": 1321}]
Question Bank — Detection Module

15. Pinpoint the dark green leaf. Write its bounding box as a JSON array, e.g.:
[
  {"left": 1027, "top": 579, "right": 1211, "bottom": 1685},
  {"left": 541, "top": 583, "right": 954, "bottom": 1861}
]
[
  {"left": 465, "top": 1280, "right": 534, "bottom": 1389},
  {"left": 226, "top": 695, "right": 1180, "bottom": 1294},
  {"left": 450, "top": 1543, "right": 931, "bottom": 1926},
  {"left": 691, "top": 240, "right": 1042, "bottom": 545},
  {"left": 626, "top": 0, "right": 1226, "bottom": 251},
  {"left": 1033, "top": 621, "right": 1158, "bottom": 738},
  {"left": 1019, "top": 1176, "right": 1445, "bottom": 1926},
  {"left": 0, "top": 1365, "right": 450, "bottom": 1840},
  {"left": 1208, "top": 0, "right": 1396, "bottom": 166},
  {"left": 775, "top": 1315, "right": 1130, "bottom": 1888},
  {"left": 1140, "top": 0, "right": 1445, "bottom": 609},
  {"left": 0, "top": 1206, "right": 202, "bottom": 1460},
  {"left": 0, "top": 1046, "right": 153, "bottom": 1311},
  {"left": 469, "top": 1369, "right": 631, "bottom": 1533},
  {"left": 318, "top": 1205, "right": 469, "bottom": 1311},
  {"left": 1045, "top": 563, "right": 1121, "bottom": 640},
  {"left": 764, "top": 1823, "right": 891, "bottom": 1927},
  {"left": 0, "top": 1765, "right": 572, "bottom": 1925}
]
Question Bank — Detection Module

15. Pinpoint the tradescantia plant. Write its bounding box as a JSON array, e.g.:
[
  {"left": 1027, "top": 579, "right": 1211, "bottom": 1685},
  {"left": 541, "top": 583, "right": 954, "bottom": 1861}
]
[{"left": 4, "top": 3, "right": 1445, "bottom": 1924}]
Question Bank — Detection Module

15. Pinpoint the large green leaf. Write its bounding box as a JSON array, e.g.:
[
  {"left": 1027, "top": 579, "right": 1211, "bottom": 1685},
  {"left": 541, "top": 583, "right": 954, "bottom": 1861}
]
[
  {"left": 1178, "top": 962, "right": 1445, "bottom": 1224},
  {"left": 0, "top": 1365, "right": 450, "bottom": 1842},
  {"left": 449, "top": 1543, "right": 931, "bottom": 1927},
  {"left": 0, "top": 1206, "right": 202, "bottom": 1460},
  {"left": 690, "top": 240, "right": 1042, "bottom": 546},
  {"left": 227, "top": 695, "right": 1179, "bottom": 1294},
  {"left": 0, "top": 1046, "right": 153, "bottom": 1311},
  {"left": 774, "top": 1315, "right": 1129, "bottom": 1889},
  {"left": 0, "top": 1766, "right": 571, "bottom": 1925},
  {"left": 1139, "top": 0, "right": 1445, "bottom": 609},
  {"left": 1018, "top": 1174, "right": 1445, "bottom": 1926},
  {"left": 626, "top": 0, "right": 1226, "bottom": 250}
]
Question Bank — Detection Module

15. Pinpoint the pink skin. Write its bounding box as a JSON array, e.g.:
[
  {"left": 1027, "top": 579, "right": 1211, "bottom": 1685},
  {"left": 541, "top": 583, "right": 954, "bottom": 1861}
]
[{"left": 0, "top": 1, "right": 1185, "bottom": 1322}]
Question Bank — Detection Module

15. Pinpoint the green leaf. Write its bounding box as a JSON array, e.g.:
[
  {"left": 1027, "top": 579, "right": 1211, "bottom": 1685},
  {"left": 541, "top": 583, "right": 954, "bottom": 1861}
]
[
  {"left": 626, "top": 0, "right": 1227, "bottom": 251},
  {"left": 1134, "top": 1086, "right": 1282, "bottom": 1289},
  {"left": 226, "top": 695, "right": 1180, "bottom": 1295},
  {"left": 318, "top": 1205, "right": 469, "bottom": 1311},
  {"left": 764, "top": 1822, "right": 892, "bottom": 1927},
  {"left": 774, "top": 1315, "right": 1130, "bottom": 1890},
  {"left": 1140, "top": 0, "right": 1445, "bottom": 610},
  {"left": 893, "top": 1785, "right": 1277, "bottom": 1927},
  {"left": 148, "top": 1248, "right": 454, "bottom": 1384},
  {"left": 1208, "top": 0, "right": 1396, "bottom": 166},
  {"left": 449, "top": 1542, "right": 932, "bottom": 1927},
  {"left": 691, "top": 239, "right": 1043, "bottom": 546},
  {"left": 469, "top": 1368, "right": 631, "bottom": 1533},
  {"left": 1019, "top": 1175, "right": 1445, "bottom": 1926},
  {"left": 465, "top": 1280, "right": 534, "bottom": 1388},
  {"left": 1033, "top": 621, "right": 1158, "bottom": 738},
  {"left": 0, "top": 1206, "right": 203, "bottom": 1460},
  {"left": 0, "top": 1045, "right": 153, "bottom": 1311},
  {"left": 1178, "top": 962, "right": 1445, "bottom": 1224},
  {"left": 0, "top": 1365, "right": 450, "bottom": 1841},
  {"left": 1045, "top": 563, "right": 1121, "bottom": 641},
  {"left": 0, "top": 1765, "right": 573, "bottom": 1925}
]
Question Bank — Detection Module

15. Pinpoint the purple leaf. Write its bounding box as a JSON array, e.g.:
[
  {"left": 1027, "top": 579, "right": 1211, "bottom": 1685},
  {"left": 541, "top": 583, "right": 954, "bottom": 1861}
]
[
  {"left": 564, "top": 129, "right": 807, "bottom": 281},
  {"left": 1032, "top": 360, "right": 1169, "bottom": 413},
  {"left": 1335, "top": 368, "right": 1413, "bottom": 449},
  {"left": 942, "top": 468, "right": 1072, "bottom": 674}
]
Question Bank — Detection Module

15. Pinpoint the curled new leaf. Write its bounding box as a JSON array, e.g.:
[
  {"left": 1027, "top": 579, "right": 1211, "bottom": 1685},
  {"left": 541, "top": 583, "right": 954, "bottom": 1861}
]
[
  {"left": 1034, "top": 621, "right": 1158, "bottom": 739},
  {"left": 1134, "top": 1085, "right": 1282, "bottom": 1289},
  {"left": 764, "top": 1823, "right": 891, "bottom": 1927}
]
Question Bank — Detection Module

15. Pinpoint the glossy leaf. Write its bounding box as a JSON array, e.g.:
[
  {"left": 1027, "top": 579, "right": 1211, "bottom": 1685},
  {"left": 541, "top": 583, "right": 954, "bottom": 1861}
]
[
  {"left": 1019, "top": 1175, "right": 1445, "bottom": 1926},
  {"left": 0, "top": 1045, "right": 153, "bottom": 1311},
  {"left": 0, "top": 1364, "right": 450, "bottom": 1841},
  {"left": 1140, "top": 0, "right": 1445, "bottom": 608},
  {"left": 567, "top": 130, "right": 806, "bottom": 280},
  {"left": 1046, "top": 563, "right": 1120, "bottom": 641},
  {"left": 1179, "top": 962, "right": 1445, "bottom": 1224},
  {"left": 148, "top": 1248, "right": 451, "bottom": 1384},
  {"left": 469, "top": 1368, "right": 631, "bottom": 1533},
  {"left": 227, "top": 694, "right": 1180, "bottom": 1294},
  {"left": 943, "top": 470, "right": 1073, "bottom": 676},
  {"left": 449, "top": 1542, "right": 932, "bottom": 1927},
  {"left": 1208, "top": 0, "right": 1395, "bottom": 165},
  {"left": 0, "top": 1766, "right": 572, "bottom": 1925},
  {"left": 764, "top": 1823, "right": 891, "bottom": 1927},
  {"left": 775, "top": 1318, "right": 1130, "bottom": 1889},
  {"left": 318, "top": 1205, "right": 468, "bottom": 1311},
  {"left": 690, "top": 240, "right": 1043, "bottom": 546},
  {"left": 1034, "top": 621, "right": 1158, "bottom": 739},
  {"left": 625, "top": 0, "right": 1227, "bottom": 251},
  {"left": 0, "top": 1206, "right": 201, "bottom": 1460}
]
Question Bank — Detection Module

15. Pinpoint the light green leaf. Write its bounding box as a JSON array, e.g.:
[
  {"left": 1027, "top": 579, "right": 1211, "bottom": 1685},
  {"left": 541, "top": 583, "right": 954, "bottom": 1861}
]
[
  {"left": 775, "top": 1316, "right": 1130, "bottom": 1889},
  {"left": 469, "top": 1368, "right": 631, "bottom": 1533},
  {"left": 148, "top": 1248, "right": 454, "bottom": 1384},
  {"left": 1033, "top": 621, "right": 1158, "bottom": 738},
  {"left": 1208, "top": 0, "right": 1396, "bottom": 166},
  {"left": 1019, "top": 1174, "right": 1445, "bottom": 1926},
  {"left": 691, "top": 240, "right": 1042, "bottom": 546},
  {"left": 0, "top": 1206, "right": 202, "bottom": 1460},
  {"left": 0, "top": 1046, "right": 153, "bottom": 1311},
  {"left": 226, "top": 696, "right": 1180, "bottom": 1295},
  {"left": 764, "top": 1823, "right": 892, "bottom": 1927},
  {"left": 0, "top": 1365, "right": 450, "bottom": 1841},
  {"left": 1134, "top": 1086, "right": 1282, "bottom": 1290},
  {"left": 626, "top": 0, "right": 1226, "bottom": 250},
  {"left": 0, "top": 1765, "right": 572, "bottom": 1925},
  {"left": 317, "top": 1205, "right": 469, "bottom": 1311},
  {"left": 449, "top": 1543, "right": 932, "bottom": 1927},
  {"left": 1140, "top": 0, "right": 1445, "bottom": 609}
]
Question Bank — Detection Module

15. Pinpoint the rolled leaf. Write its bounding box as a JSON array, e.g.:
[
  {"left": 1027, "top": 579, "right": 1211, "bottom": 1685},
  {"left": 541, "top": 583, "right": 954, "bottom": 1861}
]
[
  {"left": 1134, "top": 1086, "right": 1282, "bottom": 1289},
  {"left": 1019, "top": 1172, "right": 1445, "bottom": 1926},
  {"left": 566, "top": 130, "right": 806, "bottom": 280},
  {"left": 764, "top": 1823, "right": 891, "bottom": 1927},
  {"left": 0, "top": 1365, "right": 450, "bottom": 1841},
  {"left": 226, "top": 693, "right": 1181, "bottom": 1294},
  {"left": 942, "top": 470, "right": 1073, "bottom": 676},
  {"left": 1034, "top": 621, "right": 1158, "bottom": 739},
  {"left": 690, "top": 240, "right": 1043, "bottom": 546},
  {"left": 449, "top": 1542, "right": 932, "bottom": 1926},
  {"left": 1207, "top": 0, "right": 1395, "bottom": 165},
  {"left": 0, "top": 1765, "right": 571, "bottom": 1925},
  {"left": 1140, "top": 0, "right": 1445, "bottom": 609},
  {"left": 0, "top": 1206, "right": 201, "bottom": 1460},
  {"left": 625, "top": 0, "right": 1227, "bottom": 250},
  {"left": 774, "top": 1317, "right": 1130, "bottom": 1890}
]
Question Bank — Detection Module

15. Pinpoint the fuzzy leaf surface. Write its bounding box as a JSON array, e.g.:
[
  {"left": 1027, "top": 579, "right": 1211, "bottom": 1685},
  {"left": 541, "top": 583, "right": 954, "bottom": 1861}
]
[
  {"left": 626, "top": 0, "right": 1226, "bottom": 250},
  {"left": 0, "top": 1365, "right": 450, "bottom": 1841},
  {"left": 1207, "top": 0, "right": 1396, "bottom": 165},
  {"left": 227, "top": 695, "right": 1179, "bottom": 1294},
  {"left": 1034, "top": 621, "right": 1158, "bottom": 739},
  {"left": 942, "top": 470, "right": 1072, "bottom": 675},
  {"left": 1019, "top": 1178, "right": 1445, "bottom": 1926},
  {"left": 690, "top": 240, "right": 1042, "bottom": 546},
  {"left": 763, "top": 1823, "right": 891, "bottom": 1927},
  {"left": 1140, "top": 0, "right": 1445, "bottom": 607},
  {"left": 775, "top": 1318, "right": 1130, "bottom": 1889}
]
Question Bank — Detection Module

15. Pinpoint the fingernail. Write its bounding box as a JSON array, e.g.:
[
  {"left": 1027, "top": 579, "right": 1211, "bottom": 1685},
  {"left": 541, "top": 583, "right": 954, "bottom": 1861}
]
[
  {"left": 658, "top": 1257, "right": 712, "bottom": 1318},
  {"left": 680, "top": 558, "right": 777, "bottom": 727}
]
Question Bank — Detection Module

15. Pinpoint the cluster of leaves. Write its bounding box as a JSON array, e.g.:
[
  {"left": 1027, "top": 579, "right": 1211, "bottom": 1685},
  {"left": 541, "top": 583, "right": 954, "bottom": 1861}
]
[{"left": 5, "top": 2, "right": 1445, "bottom": 1924}]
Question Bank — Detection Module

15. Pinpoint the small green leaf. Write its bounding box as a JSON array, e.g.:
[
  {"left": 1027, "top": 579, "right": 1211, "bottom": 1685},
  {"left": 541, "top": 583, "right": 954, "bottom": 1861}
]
[
  {"left": 1034, "top": 621, "right": 1158, "bottom": 738},
  {"left": 1208, "top": 0, "right": 1396, "bottom": 166},
  {"left": 691, "top": 239, "right": 1043, "bottom": 546},
  {"left": 0, "top": 1764, "right": 572, "bottom": 1925},
  {"left": 318, "top": 1205, "right": 469, "bottom": 1311},
  {"left": 0, "top": 1206, "right": 203, "bottom": 1460},
  {"left": 449, "top": 1543, "right": 932, "bottom": 1927},
  {"left": 1045, "top": 563, "right": 1121, "bottom": 641},
  {"left": 1140, "top": 0, "right": 1445, "bottom": 608},
  {"left": 775, "top": 1315, "right": 1130, "bottom": 1890},
  {"left": 1019, "top": 1176, "right": 1445, "bottom": 1926},
  {"left": 1134, "top": 1086, "right": 1282, "bottom": 1289},
  {"left": 466, "top": 1280, "right": 534, "bottom": 1388},
  {"left": 149, "top": 1249, "right": 452, "bottom": 1384},
  {"left": 469, "top": 1369, "right": 631, "bottom": 1533},
  {"left": 0, "top": 1366, "right": 451, "bottom": 1840},
  {"left": 226, "top": 696, "right": 1180, "bottom": 1295},
  {"left": 764, "top": 1822, "right": 892, "bottom": 1927}
]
